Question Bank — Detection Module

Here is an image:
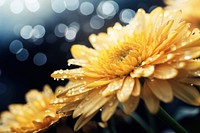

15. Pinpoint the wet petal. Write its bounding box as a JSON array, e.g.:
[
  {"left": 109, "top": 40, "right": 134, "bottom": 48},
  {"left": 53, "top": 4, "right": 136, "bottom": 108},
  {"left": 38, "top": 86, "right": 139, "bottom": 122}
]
[
  {"left": 101, "top": 97, "right": 119, "bottom": 122},
  {"left": 147, "top": 79, "right": 173, "bottom": 103},
  {"left": 74, "top": 111, "right": 98, "bottom": 131},
  {"left": 154, "top": 64, "right": 178, "bottom": 79},
  {"left": 130, "top": 65, "right": 154, "bottom": 78},
  {"left": 142, "top": 83, "right": 160, "bottom": 113},
  {"left": 117, "top": 76, "right": 135, "bottom": 102},
  {"left": 102, "top": 78, "right": 124, "bottom": 96},
  {"left": 73, "top": 89, "right": 100, "bottom": 118},
  {"left": 68, "top": 59, "right": 88, "bottom": 66},
  {"left": 170, "top": 81, "right": 200, "bottom": 106},
  {"left": 51, "top": 68, "right": 84, "bottom": 80},
  {"left": 71, "top": 44, "right": 98, "bottom": 60},
  {"left": 184, "top": 59, "right": 200, "bottom": 70},
  {"left": 122, "top": 96, "right": 139, "bottom": 114},
  {"left": 132, "top": 78, "right": 141, "bottom": 96},
  {"left": 89, "top": 33, "right": 110, "bottom": 51},
  {"left": 180, "top": 77, "right": 200, "bottom": 86}
]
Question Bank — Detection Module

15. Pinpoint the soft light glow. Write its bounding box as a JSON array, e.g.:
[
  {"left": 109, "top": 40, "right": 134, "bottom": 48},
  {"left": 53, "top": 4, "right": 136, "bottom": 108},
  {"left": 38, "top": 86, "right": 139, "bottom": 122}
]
[
  {"left": 51, "top": 0, "right": 66, "bottom": 13},
  {"left": 69, "top": 22, "right": 80, "bottom": 32},
  {"left": 54, "top": 23, "right": 68, "bottom": 37},
  {"left": 33, "top": 52, "right": 47, "bottom": 66},
  {"left": 9, "top": 40, "right": 23, "bottom": 54},
  {"left": 32, "top": 25, "right": 45, "bottom": 39},
  {"left": 102, "top": 1, "right": 115, "bottom": 15},
  {"left": 20, "top": 25, "right": 33, "bottom": 39},
  {"left": 80, "top": 2, "right": 94, "bottom": 16},
  {"left": 119, "top": 9, "right": 135, "bottom": 23},
  {"left": 0, "top": 0, "right": 5, "bottom": 6},
  {"left": 97, "top": 0, "right": 119, "bottom": 19},
  {"left": 64, "top": 0, "right": 79, "bottom": 11},
  {"left": 16, "top": 48, "right": 29, "bottom": 61},
  {"left": 90, "top": 15, "right": 105, "bottom": 29},
  {"left": 10, "top": 0, "right": 24, "bottom": 14},
  {"left": 65, "top": 27, "right": 77, "bottom": 41},
  {"left": 25, "top": 0, "right": 40, "bottom": 12}
]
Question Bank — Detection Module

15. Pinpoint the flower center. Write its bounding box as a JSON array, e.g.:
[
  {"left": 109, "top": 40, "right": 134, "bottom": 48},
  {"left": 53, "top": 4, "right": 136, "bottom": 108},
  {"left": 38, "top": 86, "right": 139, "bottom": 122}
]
[{"left": 89, "top": 43, "right": 144, "bottom": 77}]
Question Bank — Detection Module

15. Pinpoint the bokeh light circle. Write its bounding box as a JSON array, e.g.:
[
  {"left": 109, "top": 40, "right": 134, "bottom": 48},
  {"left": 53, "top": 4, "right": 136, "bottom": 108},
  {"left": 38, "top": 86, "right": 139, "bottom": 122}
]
[
  {"left": 90, "top": 15, "right": 105, "bottom": 30},
  {"left": 32, "top": 25, "right": 46, "bottom": 39},
  {"left": 33, "top": 52, "right": 47, "bottom": 66},
  {"left": 25, "top": 0, "right": 40, "bottom": 12},
  {"left": 64, "top": 0, "right": 79, "bottom": 11},
  {"left": 10, "top": 0, "right": 24, "bottom": 14},
  {"left": 65, "top": 27, "right": 77, "bottom": 41},
  {"left": 51, "top": 0, "right": 66, "bottom": 13},
  {"left": 20, "top": 25, "right": 33, "bottom": 39},
  {"left": 80, "top": 2, "right": 94, "bottom": 16},
  {"left": 9, "top": 40, "right": 23, "bottom": 54},
  {"left": 119, "top": 9, "right": 135, "bottom": 23},
  {"left": 16, "top": 48, "right": 29, "bottom": 61}
]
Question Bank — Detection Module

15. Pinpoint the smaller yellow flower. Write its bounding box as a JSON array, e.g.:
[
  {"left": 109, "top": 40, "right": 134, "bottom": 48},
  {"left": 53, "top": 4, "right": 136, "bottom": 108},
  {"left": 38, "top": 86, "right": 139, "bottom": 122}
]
[
  {"left": 165, "top": 0, "right": 200, "bottom": 28},
  {"left": 0, "top": 85, "right": 65, "bottom": 133}
]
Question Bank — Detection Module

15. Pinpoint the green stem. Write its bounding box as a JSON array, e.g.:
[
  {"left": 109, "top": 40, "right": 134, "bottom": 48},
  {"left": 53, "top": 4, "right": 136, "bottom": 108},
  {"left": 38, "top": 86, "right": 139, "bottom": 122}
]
[
  {"left": 156, "top": 107, "right": 189, "bottom": 133},
  {"left": 118, "top": 104, "right": 150, "bottom": 132},
  {"left": 130, "top": 113, "right": 151, "bottom": 133}
]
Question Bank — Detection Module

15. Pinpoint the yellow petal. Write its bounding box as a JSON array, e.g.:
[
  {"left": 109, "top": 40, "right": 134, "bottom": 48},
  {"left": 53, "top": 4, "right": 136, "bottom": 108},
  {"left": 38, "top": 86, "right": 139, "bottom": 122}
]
[
  {"left": 83, "top": 95, "right": 112, "bottom": 118},
  {"left": 89, "top": 33, "right": 110, "bottom": 51},
  {"left": 180, "top": 77, "right": 200, "bottom": 86},
  {"left": 86, "top": 78, "right": 112, "bottom": 88},
  {"left": 74, "top": 110, "right": 98, "bottom": 131},
  {"left": 170, "top": 81, "right": 200, "bottom": 106},
  {"left": 117, "top": 76, "right": 135, "bottom": 102},
  {"left": 184, "top": 59, "right": 200, "bottom": 70},
  {"left": 73, "top": 89, "right": 100, "bottom": 118},
  {"left": 132, "top": 78, "right": 141, "bottom": 96},
  {"left": 51, "top": 68, "right": 84, "bottom": 80},
  {"left": 71, "top": 44, "right": 98, "bottom": 60},
  {"left": 56, "top": 100, "right": 81, "bottom": 114},
  {"left": 73, "top": 89, "right": 112, "bottom": 118},
  {"left": 147, "top": 79, "right": 173, "bottom": 103},
  {"left": 154, "top": 64, "right": 178, "bottom": 79},
  {"left": 142, "top": 83, "right": 160, "bottom": 114},
  {"left": 122, "top": 96, "right": 139, "bottom": 114},
  {"left": 68, "top": 59, "right": 88, "bottom": 66},
  {"left": 102, "top": 78, "right": 124, "bottom": 96},
  {"left": 130, "top": 65, "right": 155, "bottom": 78},
  {"left": 43, "top": 85, "right": 54, "bottom": 98},
  {"left": 101, "top": 97, "right": 119, "bottom": 122}
]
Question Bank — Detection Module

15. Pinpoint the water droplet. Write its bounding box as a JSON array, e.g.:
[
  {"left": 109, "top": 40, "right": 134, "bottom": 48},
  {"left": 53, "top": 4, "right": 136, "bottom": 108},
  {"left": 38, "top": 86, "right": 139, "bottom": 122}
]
[
  {"left": 85, "top": 97, "right": 89, "bottom": 101},
  {"left": 109, "top": 102, "right": 113, "bottom": 106},
  {"left": 68, "top": 63, "right": 71, "bottom": 66},
  {"left": 171, "top": 45, "right": 177, "bottom": 51},
  {"left": 150, "top": 78, "right": 155, "bottom": 82}
]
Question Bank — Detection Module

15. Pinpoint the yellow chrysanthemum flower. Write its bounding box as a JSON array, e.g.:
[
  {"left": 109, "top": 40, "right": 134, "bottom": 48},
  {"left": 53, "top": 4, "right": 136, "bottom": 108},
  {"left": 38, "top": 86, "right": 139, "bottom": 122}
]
[
  {"left": 51, "top": 7, "right": 200, "bottom": 131},
  {"left": 0, "top": 85, "right": 65, "bottom": 133},
  {"left": 165, "top": 0, "right": 200, "bottom": 28}
]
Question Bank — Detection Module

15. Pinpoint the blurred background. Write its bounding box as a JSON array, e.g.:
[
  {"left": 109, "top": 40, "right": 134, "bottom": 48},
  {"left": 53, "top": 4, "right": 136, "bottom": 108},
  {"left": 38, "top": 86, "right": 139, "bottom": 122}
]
[{"left": 0, "top": 0, "right": 199, "bottom": 133}]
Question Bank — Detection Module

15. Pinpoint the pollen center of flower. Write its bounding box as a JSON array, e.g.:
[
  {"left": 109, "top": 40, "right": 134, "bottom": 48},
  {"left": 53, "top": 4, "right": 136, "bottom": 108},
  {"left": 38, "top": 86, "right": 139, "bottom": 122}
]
[
  {"left": 92, "top": 44, "right": 142, "bottom": 77},
  {"left": 117, "top": 50, "right": 130, "bottom": 61}
]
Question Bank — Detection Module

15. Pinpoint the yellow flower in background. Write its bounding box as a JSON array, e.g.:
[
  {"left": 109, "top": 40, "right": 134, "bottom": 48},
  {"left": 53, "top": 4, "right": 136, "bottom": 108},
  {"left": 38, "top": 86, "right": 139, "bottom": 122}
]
[
  {"left": 165, "top": 0, "right": 200, "bottom": 28},
  {"left": 51, "top": 7, "right": 200, "bottom": 131},
  {"left": 0, "top": 85, "right": 65, "bottom": 133}
]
